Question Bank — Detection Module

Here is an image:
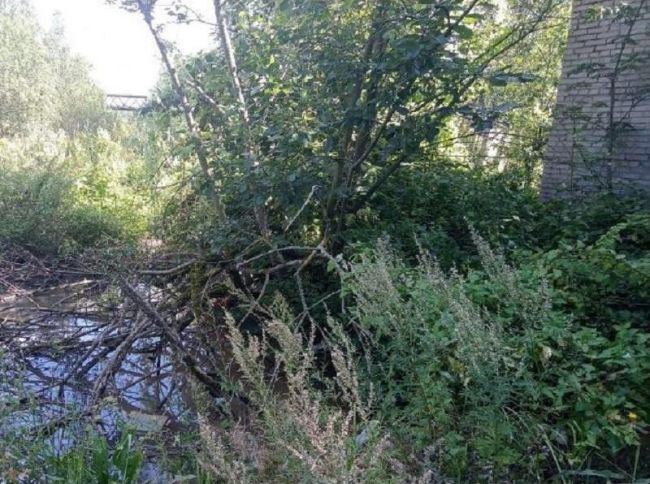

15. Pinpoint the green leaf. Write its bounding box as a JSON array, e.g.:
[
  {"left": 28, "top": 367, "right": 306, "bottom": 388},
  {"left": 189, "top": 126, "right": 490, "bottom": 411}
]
[{"left": 454, "top": 24, "right": 474, "bottom": 39}]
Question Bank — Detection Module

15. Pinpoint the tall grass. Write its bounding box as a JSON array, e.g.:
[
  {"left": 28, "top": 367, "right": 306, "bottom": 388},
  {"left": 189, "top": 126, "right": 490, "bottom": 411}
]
[{"left": 194, "top": 296, "right": 430, "bottom": 483}]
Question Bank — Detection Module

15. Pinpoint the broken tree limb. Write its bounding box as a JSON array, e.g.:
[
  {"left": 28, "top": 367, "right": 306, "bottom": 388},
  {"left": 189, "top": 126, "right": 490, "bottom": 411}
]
[{"left": 119, "top": 279, "right": 221, "bottom": 393}]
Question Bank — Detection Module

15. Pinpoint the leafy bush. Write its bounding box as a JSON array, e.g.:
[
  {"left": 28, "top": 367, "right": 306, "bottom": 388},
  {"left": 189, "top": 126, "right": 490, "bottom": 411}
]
[
  {"left": 347, "top": 163, "right": 544, "bottom": 268},
  {"left": 0, "top": 130, "right": 149, "bottom": 254},
  {"left": 189, "top": 213, "right": 650, "bottom": 481},
  {"left": 534, "top": 213, "right": 650, "bottom": 330},
  {"left": 0, "top": 165, "right": 137, "bottom": 253},
  {"left": 346, "top": 231, "right": 650, "bottom": 480},
  {"left": 348, "top": 162, "right": 650, "bottom": 270}
]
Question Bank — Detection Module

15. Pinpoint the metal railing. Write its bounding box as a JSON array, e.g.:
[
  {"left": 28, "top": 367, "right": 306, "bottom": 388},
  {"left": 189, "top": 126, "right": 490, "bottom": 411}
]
[{"left": 106, "top": 94, "right": 149, "bottom": 112}]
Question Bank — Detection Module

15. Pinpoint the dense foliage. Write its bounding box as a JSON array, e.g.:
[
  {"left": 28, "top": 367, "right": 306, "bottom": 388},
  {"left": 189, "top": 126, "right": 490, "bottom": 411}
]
[
  {"left": 0, "top": 2, "right": 150, "bottom": 253},
  {"left": 122, "top": 0, "right": 567, "bottom": 254},
  {"left": 0, "top": 1, "right": 105, "bottom": 136},
  {"left": 349, "top": 214, "right": 650, "bottom": 479},
  {"left": 1, "top": 0, "right": 649, "bottom": 482}
]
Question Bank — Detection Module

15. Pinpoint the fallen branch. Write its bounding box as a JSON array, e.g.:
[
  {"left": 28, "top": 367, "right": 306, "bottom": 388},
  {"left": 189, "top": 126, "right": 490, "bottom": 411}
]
[{"left": 119, "top": 279, "right": 221, "bottom": 393}]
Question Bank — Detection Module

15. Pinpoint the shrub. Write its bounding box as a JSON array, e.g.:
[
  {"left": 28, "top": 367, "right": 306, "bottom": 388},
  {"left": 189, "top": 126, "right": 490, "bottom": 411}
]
[
  {"left": 346, "top": 162, "right": 650, "bottom": 271},
  {"left": 346, "top": 163, "right": 543, "bottom": 268},
  {"left": 346, "top": 232, "right": 650, "bottom": 479},
  {"left": 0, "top": 166, "right": 138, "bottom": 253},
  {"left": 194, "top": 217, "right": 650, "bottom": 481},
  {"left": 0, "top": 131, "right": 147, "bottom": 254},
  {"left": 534, "top": 213, "right": 650, "bottom": 330}
]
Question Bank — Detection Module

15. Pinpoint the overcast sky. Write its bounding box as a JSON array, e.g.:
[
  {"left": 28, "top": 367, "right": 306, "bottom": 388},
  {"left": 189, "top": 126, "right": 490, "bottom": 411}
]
[{"left": 33, "top": 0, "right": 215, "bottom": 95}]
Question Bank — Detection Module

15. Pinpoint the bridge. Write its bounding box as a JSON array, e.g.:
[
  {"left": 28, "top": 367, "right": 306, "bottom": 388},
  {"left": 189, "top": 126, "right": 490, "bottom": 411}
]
[{"left": 106, "top": 94, "right": 149, "bottom": 112}]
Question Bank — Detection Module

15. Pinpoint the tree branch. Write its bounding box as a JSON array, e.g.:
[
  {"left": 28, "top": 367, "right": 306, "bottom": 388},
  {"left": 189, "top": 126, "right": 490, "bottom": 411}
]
[{"left": 136, "top": 0, "right": 226, "bottom": 221}]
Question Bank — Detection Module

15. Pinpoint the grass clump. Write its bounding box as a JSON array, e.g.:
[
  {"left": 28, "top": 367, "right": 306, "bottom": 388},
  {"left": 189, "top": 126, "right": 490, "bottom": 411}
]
[
  {"left": 46, "top": 431, "right": 144, "bottom": 484},
  {"left": 194, "top": 297, "right": 430, "bottom": 483},
  {"left": 0, "top": 425, "right": 144, "bottom": 483}
]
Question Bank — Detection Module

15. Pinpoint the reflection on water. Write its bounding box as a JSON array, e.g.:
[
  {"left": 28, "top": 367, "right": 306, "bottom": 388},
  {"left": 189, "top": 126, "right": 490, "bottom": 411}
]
[
  {"left": 0, "top": 284, "right": 198, "bottom": 478},
  {"left": 2, "top": 318, "right": 188, "bottom": 429}
]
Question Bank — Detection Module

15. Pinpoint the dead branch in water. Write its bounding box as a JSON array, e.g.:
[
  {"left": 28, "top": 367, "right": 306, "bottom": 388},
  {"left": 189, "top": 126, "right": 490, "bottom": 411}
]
[
  {"left": 1, "top": 232, "right": 348, "bottom": 447},
  {"left": 119, "top": 279, "right": 221, "bottom": 393}
]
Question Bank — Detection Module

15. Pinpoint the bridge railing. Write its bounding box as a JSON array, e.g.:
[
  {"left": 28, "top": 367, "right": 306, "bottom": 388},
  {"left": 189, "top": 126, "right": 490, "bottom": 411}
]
[{"left": 106, "top": 94, "right": 149, "bottom": 112}]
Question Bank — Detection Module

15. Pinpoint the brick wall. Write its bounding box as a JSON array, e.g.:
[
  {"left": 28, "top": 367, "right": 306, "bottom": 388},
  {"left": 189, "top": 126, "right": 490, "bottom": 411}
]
[{"left": 541, "top": 0, "right": 650, "bottom": 198}]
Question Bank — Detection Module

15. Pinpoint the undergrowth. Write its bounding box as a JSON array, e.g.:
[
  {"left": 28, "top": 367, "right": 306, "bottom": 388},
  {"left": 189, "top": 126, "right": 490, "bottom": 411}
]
[
  {"left": 2, "top": 170, "right": 649, "bottom": 482},
  {"left": 348, "top": 227, "right": 649, "bottom": 480},
  {"left": 0, "top": 128, "right": 149, "bottom": 255},
  {"left": 191, "top": 210, "right": 650, "bottom": 482}
]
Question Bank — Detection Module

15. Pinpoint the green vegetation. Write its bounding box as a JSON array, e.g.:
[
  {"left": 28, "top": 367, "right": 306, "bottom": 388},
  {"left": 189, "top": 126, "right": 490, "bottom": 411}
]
[
  {"left": 0, "top": 1, "right": 149, "bottom": 253},
  {"left": 0, "top": 421, "right": 143, "bottom": 483},
  {"left": 0, "top": 129, "right": 150, "bottom": 252},
  {"left": 349, "top": 220, "right": 650, "bottom": 479},
  {"left": 48, "top": 431, "right": 143, "bottom": 483},
  {"left": 1, "top": 0, "right": 649, "bottom": 482}
]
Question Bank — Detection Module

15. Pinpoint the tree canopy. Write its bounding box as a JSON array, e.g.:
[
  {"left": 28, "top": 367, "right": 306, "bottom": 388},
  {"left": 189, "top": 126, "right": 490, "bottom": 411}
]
[{"left": 0, "top": 1, "right": 105, "bottom": 137}]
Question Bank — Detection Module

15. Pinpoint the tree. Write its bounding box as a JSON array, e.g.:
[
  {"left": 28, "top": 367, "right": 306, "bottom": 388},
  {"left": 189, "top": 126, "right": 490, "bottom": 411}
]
[
  {"left": 113, "top": 0, "right": 564, "bottom": 252},
  {"left": 108, "top": 0, "right": 226, "bottom": 221},
  {"left": 0, "top": 1, "right": 106, "bottom": 137}
]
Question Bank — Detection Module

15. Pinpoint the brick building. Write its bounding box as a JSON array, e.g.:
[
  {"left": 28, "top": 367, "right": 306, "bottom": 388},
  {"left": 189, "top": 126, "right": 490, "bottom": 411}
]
[{"left": 541, "top": 0, "right": 650, "bottom": 198}]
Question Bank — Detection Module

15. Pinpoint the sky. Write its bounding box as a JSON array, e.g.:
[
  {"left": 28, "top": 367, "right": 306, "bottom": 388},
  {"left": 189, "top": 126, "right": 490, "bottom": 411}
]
[{"left": 33, "top": 0, "right": 216, "bottom": 95}]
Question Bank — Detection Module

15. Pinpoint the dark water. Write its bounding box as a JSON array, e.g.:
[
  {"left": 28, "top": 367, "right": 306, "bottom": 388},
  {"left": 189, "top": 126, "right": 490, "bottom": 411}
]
[{"left": 0, "top": 284, "right": 196, "bottom": 480}]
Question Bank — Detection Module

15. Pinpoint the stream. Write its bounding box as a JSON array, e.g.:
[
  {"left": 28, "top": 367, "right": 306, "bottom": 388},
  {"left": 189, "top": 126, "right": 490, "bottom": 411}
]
[{"left": 0, "top": 280, "right": 200, "bottom": 481}]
